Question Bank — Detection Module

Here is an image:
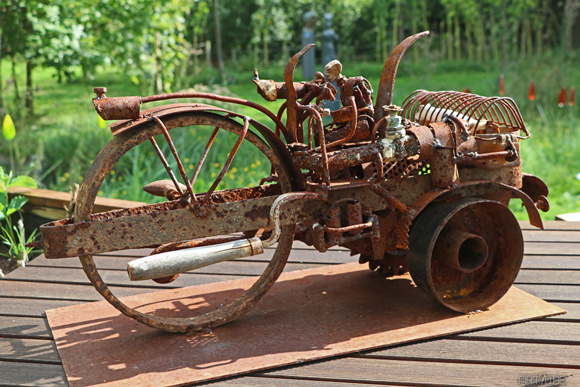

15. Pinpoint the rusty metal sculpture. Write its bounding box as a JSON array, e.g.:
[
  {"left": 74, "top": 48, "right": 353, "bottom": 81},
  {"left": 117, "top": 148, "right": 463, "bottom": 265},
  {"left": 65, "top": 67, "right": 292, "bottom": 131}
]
[{"left": 39, "top": 31, "right": 549, "bottom": 333}]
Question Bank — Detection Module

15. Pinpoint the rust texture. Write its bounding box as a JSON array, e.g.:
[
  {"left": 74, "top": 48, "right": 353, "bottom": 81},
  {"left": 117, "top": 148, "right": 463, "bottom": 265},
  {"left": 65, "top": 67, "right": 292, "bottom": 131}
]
[{"left": 38, "top": 32, "right": 549, "bottom": 333}]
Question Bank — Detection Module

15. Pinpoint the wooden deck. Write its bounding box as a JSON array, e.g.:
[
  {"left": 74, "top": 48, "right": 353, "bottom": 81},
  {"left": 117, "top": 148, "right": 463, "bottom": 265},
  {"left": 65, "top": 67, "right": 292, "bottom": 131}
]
[{"left": 1, "top": 221, "right": 579, "bottom": 387}]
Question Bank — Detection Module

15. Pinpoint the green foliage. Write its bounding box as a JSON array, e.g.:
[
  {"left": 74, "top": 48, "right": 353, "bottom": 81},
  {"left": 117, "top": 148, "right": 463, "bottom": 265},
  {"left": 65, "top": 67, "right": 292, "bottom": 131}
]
[{"left": 0, "top": 167, "right": 38, "bottom": 266}]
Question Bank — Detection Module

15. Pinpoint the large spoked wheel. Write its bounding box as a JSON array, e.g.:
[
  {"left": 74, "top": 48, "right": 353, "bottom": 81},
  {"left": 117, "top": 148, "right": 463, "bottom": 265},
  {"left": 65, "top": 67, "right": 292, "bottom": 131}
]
[
  {"left": 74, "top": 111, "right": 294, "bottom": 332},
  {"left": 408, "top": 198, "right": 523, "bottom": 313}
]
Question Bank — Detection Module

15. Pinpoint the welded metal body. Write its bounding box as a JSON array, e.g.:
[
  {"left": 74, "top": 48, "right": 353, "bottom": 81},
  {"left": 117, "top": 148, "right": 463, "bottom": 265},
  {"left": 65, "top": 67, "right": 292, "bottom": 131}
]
[{"left": 39, "top": 32, "right": 549, "bottom": 333}]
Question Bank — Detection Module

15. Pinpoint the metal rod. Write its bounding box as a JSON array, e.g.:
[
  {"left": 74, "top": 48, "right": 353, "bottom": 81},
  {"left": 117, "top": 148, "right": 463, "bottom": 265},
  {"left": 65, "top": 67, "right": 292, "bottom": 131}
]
[
  {"left": 152, "top": 116, "right": 196, "bottom": 201},
  {"left": 148, "top": 137, "right": 183, "bottom": 195},
  {"left": 190, "top": 126, "right": 220, "bottom": 187}
]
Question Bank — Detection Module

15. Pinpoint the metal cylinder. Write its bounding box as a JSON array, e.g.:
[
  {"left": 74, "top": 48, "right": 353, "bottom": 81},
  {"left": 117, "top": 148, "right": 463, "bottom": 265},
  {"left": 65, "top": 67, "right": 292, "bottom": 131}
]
[
  {"left": 93, "top": 96, "right": 141, "bottom": 120},
  {"left": 434, "top": 230, "right": 489, "bottom": 273},
  {"left": 127, "top": 237, "right": 263, "bottom": 281}
]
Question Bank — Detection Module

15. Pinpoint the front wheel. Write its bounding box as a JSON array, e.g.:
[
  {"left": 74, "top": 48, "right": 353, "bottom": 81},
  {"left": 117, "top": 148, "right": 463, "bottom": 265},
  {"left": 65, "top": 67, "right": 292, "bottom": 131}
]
[
  {"left": 74, "top": 111, "right": 295, "bottom": 332},
  {"left": 408, "top": 198, "right": 523, "bottom": 312}
]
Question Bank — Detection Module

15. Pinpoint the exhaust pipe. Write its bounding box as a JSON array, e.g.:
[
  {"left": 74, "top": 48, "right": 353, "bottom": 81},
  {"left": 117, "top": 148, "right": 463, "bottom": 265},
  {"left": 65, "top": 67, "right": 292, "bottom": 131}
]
[{"left": 127, "top": 237, "right": 263, "bottom": 281}]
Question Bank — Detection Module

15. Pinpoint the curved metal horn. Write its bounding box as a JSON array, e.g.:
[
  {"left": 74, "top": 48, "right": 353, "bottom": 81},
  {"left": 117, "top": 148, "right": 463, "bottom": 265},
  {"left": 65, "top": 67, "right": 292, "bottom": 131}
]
[
  {"left": 374, "top": 31, "right": 430, "bottom": 122},
  {"left": 284, "top": 44, "right": 315, "bottom": 142}
]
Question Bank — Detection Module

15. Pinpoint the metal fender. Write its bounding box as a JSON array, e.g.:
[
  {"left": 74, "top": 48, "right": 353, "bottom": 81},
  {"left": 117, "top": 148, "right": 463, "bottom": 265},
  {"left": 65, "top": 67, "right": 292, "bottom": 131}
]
[{"left": 409, "top": 180, "right": 544, "bottom": 230}]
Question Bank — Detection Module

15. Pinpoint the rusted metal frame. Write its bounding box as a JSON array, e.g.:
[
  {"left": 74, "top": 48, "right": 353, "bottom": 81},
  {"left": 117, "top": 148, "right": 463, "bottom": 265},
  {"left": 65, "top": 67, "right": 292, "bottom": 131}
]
[
  {"left": 455, "top": 150, "right": 516, "bottom": 163},
  {"left": 276, "top": 101, "right": 287, "bottom": 139},
  {"left": 409, "top": 180, "right": 544, "bottom": 229},
  {"left": 300, "top": 105, "right": 331, "bottom": 184},
  {"left": 401, "top": 89, "right": 426, "bottom": 121},
  {"left": 148, "top": 136, "right": 184, "bottom": 196},
  {"left": 326, "top": 96, "right": 358, "bottom": 148},
  {"left": 451, "top": 94, "right": 484, "bottom": 122},
  {"left": 439, "top": 92, "right": 467, "bottom": 119},
  {"left": 319, "top": 221, "right": 373, "bottom": 234},
  {"left": 307, "top": 116, "right": 314, "bottom": 149},
  {"left": 152, "top": 116, "right": 196, "bottom": 201},
  {"left": 262, "top": 191, "right": 323, "bottom": 248},
  {"left": 374, "top": 151, "right": 384, "bottom": 182},
  {"left": 201, "top": 116, "right": 250, "bottom": 206},
  {"left": 41, "top": 193, "right": 323, "bottom": 258},
  {"left": 374, "top": 31, "right": 430, "bottom": 122},
  {"left": 190, "top": 126, "right": 220, "bottom": 188},
  {"left": 283, "top": 44, "right": 315, "bottom": 143},
  {"left": 444, "top": 114, "right": 470, "bottom": 140},
  {"left": 140, "top": 92, "right": 291, "bottom": 143},
  {"left": 482, "top": 98, "right": 529, "bottom": 139},
  {"left": 369, "top": 184, "right": 408, "bottom": 213},
  {"left": 471, "top": 98, "right": 506, "bottom": 128},
  {"left": 312, "top": 215, "right": 379, "bottom": 253}
]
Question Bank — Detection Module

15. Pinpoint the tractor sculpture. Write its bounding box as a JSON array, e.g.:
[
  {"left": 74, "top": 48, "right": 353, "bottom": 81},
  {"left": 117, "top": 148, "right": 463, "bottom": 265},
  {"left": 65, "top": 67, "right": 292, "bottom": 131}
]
[{"left": 39, "top": 32, "right": 549, "bottom": 333}]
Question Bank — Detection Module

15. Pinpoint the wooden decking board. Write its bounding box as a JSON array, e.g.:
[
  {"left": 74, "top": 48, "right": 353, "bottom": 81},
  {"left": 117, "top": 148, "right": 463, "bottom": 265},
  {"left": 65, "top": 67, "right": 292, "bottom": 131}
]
[
  {"left": 362, "top": 339, "right": 580, "bottom": 368},
  {"left": 0, "top": 360, "right": 67, "bottom": 387},
  {"left": 0, "top": 338, "right": 61, "bottom": 363},
  {"left": 452, "top": 320, "right": 580, "bottom": 343},
  {"left": 518, "top": 230, "right": 580, "bottom": 242},
  {"left": 200, "top": 376, "right": 389, "bottom": 386},
  {"left": 515, "top": 269, "right": 580, "bottom": 284},
  {"left": 521, "top": 256, "right": 580, "bottom": 269},
  {"left": 258, "top": 357, "right": 579, "bottom": 387},
  {"left": 516, "top": 284, "right": 580, "bottom": 302},
  {"left": 0, "top": 317, "right": 52, "bottom": 339},
  {"left": 1, "top": 220, "right": 579, "bottom": 386}
]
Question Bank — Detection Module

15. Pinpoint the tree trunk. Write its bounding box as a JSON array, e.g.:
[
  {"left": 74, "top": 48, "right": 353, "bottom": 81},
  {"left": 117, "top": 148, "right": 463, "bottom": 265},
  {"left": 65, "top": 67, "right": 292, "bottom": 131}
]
[
  {"left": 25, "top": 59, "right": 33, "bottom": 116},
  {"left": 454, "top": 14, "right": 461, "bottom": 61},
  {"left": 466, "top": 22, "right": 473, "bottom": 61},
  {"left": 562, "top": 0, "right": 580, "bottom": 51},
  {"left": 213, "top": 0, "right": 225, "bottom": 79},
  {"left": 391, "top": 0, "right": 400, "bottom": 54},
  {"left": 11, "top": 56, "right": 20, "bottom": 102}
]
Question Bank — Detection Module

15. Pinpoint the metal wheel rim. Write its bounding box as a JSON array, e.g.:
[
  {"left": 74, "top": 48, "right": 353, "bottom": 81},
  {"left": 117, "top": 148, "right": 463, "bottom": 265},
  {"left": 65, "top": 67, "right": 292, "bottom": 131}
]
[
  {"left": 75, "top": 112, "right": 294, "bottom": 332},
  {"left": 408, "top": 198, "right": 523, "bottom": 313}
]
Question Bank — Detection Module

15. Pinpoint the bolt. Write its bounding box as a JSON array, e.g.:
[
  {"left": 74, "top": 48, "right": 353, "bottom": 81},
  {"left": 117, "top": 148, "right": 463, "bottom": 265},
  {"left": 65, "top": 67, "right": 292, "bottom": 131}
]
[{"left": 93, "top": 87, "right": 107, "bottom": 98}]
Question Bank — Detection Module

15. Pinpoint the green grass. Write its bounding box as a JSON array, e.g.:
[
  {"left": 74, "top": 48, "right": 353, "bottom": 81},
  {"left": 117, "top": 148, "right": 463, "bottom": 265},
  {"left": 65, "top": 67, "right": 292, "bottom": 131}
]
[{"left": 1, "top": 51, "right": 579, "bottom": 220}]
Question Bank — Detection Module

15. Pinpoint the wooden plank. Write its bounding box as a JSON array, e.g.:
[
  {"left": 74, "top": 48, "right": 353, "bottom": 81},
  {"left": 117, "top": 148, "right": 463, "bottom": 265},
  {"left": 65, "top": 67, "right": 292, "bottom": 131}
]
[
  {"left": 204, "top": 376, "right": 401, "bottom": 386},
  {"left": 523, "top": 242, "right": 580, "bottom": 255},
  {"left": 545, "top": 302, "right": 580, "bottom": 321},
  {"left": 260, "top": 357, "right": 579, "bottom": 387},
  {"left": 523, "top": 230, "right": 580, "bottom": 242},
  {"left": 522, "top": 255, "right": 580, "bottom": 270},
  {"left": 0, "top": 281, "right": 162, "bottom": 301},
  {"left": 521, "top": 221, "right": 580, "bottom": 231},
  {"left": 0, "top": 360, "right": 67, "bottom": 386},
  {"left": 7, "top": 186, "right": 145, "bottom": 217},
  {"left": 0, "top": 298, "right": 86, "bottom": 318},
  {"left": 517, "top": 284, "right": 580, "bottom": 302},
  {"left": 453, "top": 321, "right": 580, "bottom": 343},
  {"left": 364, "top": 339, "right": 580, "bottom": 368},
  {"left": 0, "top": 316, "right": 51, "bottom": 339},
  {"left": 0, "top": 338, "right": 60, "bottom": 363},
  {"left": 516, "top": 269, "right": 580, "bottom": 285}
]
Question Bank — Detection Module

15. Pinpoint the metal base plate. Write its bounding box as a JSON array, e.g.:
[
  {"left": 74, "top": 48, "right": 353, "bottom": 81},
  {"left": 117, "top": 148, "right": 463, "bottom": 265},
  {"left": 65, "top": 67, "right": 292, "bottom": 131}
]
[{"left": 46, "top": 262, "right": 564, "bottom": 387}]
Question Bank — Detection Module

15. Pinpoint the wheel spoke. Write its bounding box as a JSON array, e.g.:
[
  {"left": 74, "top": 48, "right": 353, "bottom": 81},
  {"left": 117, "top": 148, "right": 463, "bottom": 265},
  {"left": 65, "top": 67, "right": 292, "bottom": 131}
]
[
  {"left": 153, "top": 115, "right": 196, "bottom": 200},
  {"left": 190, "top": 125, "right": 219, "bottom": 188},
  {"left": 149, "top": 137, "right": 183, "bottom": 195}
]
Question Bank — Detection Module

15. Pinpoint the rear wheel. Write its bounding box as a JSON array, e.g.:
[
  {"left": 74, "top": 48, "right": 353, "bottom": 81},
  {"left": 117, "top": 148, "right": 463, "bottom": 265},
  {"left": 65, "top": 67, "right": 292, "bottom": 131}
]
[{"left": 408, "top": 198, "right": 523, "bottom": 312}]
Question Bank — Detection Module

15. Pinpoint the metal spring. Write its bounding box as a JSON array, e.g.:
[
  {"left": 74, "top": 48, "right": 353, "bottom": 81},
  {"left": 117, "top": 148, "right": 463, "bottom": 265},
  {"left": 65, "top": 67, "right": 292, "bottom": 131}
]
[{"left": 401, "top": 90, "right": 530, "bottom": 139}]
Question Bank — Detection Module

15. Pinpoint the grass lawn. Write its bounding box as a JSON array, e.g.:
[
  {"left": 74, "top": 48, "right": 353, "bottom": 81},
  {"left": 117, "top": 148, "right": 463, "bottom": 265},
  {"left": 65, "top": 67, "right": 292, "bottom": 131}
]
[{"left": 1, "top": 51, "right": 579, "bottom": 221}]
